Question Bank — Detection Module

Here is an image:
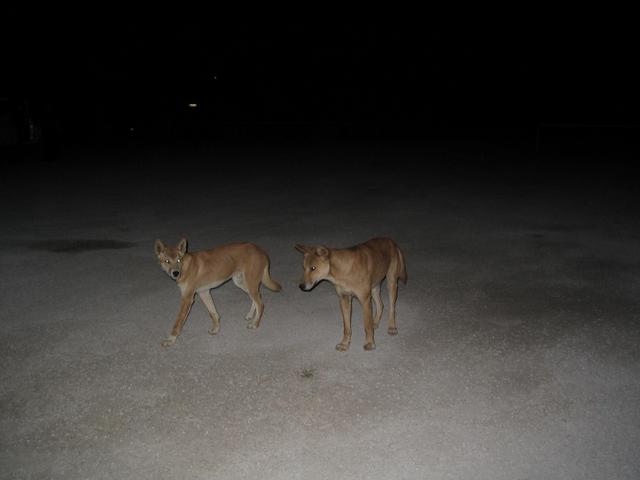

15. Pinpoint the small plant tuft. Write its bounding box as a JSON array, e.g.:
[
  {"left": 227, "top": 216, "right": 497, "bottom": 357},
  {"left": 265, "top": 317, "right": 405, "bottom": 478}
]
[{"left": 299, "top": 367, "right": 315, "bottom": 379}]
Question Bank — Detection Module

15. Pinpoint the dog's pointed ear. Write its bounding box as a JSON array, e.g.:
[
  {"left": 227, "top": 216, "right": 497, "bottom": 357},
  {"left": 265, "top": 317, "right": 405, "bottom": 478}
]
[
  {"left": 177, "top": 238, "right": 188, "bottom": 256},
  {"left": 315, "top": 246, "right": 329, "bottom": 258},
  {"left": 295, "top": 244, "right": 308, "bottom": 254},
  {"left": 154, "top": 239, "right": 165, "bottom": 256}
]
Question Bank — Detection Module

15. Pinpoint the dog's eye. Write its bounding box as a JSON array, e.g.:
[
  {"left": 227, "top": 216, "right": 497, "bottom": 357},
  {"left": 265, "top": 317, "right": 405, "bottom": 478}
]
[
  {"left": 164, "top": 259, "right": 170, "bottom": 263},
  {"left": 310, "top": 266, "right": 316, "bottom": 271}
]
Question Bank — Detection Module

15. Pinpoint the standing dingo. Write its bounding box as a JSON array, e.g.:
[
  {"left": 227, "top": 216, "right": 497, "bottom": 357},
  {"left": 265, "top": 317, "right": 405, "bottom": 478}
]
[
  {"left": 155, "top": 238, "right": 281, "bottom": 346},
  {"left": 295, "top": 237, "right": 407, "bottom": 351}
]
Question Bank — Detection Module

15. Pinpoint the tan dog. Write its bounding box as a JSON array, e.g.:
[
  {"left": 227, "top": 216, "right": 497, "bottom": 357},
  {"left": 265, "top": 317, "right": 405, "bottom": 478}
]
[
  {"left": 155, "top": 238, "right": 281, "bottom": 346},
  {"left": 295, "top": 237, "right": 407, "bottom": 351}
]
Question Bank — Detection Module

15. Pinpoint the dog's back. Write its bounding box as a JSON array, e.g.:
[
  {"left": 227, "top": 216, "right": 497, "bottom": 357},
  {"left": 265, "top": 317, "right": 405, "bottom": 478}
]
[{"left": 359, "top": 237, "right": 407, "bottom": 285}]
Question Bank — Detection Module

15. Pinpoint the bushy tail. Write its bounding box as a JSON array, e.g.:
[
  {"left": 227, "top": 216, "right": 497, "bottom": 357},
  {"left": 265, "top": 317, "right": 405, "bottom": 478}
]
[
  {"left": 262, "top": 264, "right": 282, "bottom": 292},
  {"left": 397, "top": 246, "right": 408, "bottom": 284}
]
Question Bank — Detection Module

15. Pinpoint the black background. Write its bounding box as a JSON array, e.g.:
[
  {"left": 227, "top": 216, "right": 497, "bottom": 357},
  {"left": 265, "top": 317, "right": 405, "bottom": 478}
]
[{"left": 3, "top": 14, "right": 639, "bottom": 158}]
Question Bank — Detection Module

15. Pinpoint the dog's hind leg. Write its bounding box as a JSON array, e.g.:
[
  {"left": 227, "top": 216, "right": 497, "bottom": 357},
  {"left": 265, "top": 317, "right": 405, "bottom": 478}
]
[
  {"left": 336, "top": 293, "right": 353, "bottom": 352},
  {"left": 359, "top": 291, "right": 376, "bottom": 351},
  {"left": 198, "top": 290, "right": 221, "bottom": 335},
  {"left": 387, "top": 277, "right": 399, "bottom": 335},
  {"left": 245, "top": 302, "right": 257, "bottom": 323},
  {"left": 245, "top": 284, "right": 264, "bottom": 329},
  {"left": 241, "top": 267, "right": 264, "bottom": 329},
  {"left": 233, "top": 272, "right": 256, "bottom": 322},
  {"left": 372, "top": 284, "right": 383, "bottom": 329}
]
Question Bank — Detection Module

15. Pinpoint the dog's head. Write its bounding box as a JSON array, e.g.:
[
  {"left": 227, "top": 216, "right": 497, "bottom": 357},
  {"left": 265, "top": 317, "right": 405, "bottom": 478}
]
[
  {"left": 155, "top": 238, "right": 187, "bottom": 281},
  {"left": 294, "top": 244, "right": 330, "bottom": 291}
]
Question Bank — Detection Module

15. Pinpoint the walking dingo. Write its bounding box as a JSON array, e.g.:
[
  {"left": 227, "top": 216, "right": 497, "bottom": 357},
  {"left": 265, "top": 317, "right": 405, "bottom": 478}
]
[
  {"left": 155, "top": 238, "right": 281, "bottom": 346},
  {"left": 295, "top": 237, "right": 407, "bottom": 351}
]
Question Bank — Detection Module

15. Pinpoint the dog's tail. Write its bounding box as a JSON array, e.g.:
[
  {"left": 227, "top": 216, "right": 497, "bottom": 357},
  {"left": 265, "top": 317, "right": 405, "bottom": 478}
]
[
  {"left": 396, "top": 244, "right": 408, "bottom": 284},
  {"left": 262, "top": 264, "right": 282, "bottom": 292}
]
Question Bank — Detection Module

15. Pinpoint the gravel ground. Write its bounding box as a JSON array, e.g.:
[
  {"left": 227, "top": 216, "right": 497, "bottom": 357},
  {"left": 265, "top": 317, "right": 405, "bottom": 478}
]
[{"left": 1, "top": 141, "right": 639, "bottom": 479}]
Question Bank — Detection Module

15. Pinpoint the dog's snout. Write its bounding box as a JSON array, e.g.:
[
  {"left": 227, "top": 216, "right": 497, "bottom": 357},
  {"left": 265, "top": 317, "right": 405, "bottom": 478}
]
[
  {"left": 299, "top": 283, "right": 306, "bottom": 291},
  {"left": 172, "top": 271, "right": 180, "bottom": 278}
]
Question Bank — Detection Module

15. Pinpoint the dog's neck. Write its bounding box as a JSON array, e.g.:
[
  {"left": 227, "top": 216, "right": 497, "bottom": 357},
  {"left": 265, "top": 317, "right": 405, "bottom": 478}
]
[{"left": 327, "top": 248, "right": 350, "bottom": 282}]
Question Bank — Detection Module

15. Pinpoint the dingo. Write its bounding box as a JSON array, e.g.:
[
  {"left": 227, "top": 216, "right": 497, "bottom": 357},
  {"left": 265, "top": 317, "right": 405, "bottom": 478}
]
[
  {"left": 295, "top": 237, "right": 407, "bottom": 351},
  {"left": 155, "top": 238, "right": 281, "bottom": 346}
]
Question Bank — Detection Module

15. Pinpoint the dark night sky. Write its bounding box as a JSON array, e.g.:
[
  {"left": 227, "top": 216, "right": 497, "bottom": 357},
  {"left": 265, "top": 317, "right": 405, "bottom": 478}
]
[{"left": 3, "top": 15, "right": 639, "bottom": 144}]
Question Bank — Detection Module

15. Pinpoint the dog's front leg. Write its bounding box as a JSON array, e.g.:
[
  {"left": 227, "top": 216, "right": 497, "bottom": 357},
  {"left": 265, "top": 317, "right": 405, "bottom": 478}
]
[
  {"left": 336, "top": 293, "right": 352, "bottom": 352},
  {"left": 360, "top": 292, "right": 376, "bottom": 351},
  {"left": 197, "top": 290, "right": 221, "bottom": 335},
  {"left": 162, "top": 291, "right": 195, "bottom": 347}
]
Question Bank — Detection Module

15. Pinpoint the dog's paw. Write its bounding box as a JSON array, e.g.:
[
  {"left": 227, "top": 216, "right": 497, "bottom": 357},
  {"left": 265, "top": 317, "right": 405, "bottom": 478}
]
[
  {"left": 387, "top": 327, "right": 398, "bottom": 336},
  {"left": 161, "top": 336, "right": 177, "bottom": 347},
  {"left": 246, "top": 322, "right": 259, "bottom": 330},
  {"left": 208, "top": 327, "right": 219, "bottom": 335},
  {"left": 335, "top": 343, "right": 350, "bottom": 352},
  {"left": 363, "top": 342, "right": 376, "bottom": 351}
]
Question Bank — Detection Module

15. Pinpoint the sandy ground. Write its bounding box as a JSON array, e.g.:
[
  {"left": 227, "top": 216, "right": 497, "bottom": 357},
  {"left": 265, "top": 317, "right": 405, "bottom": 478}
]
[{"left": 1, "top": 141, "right": 639, "bottom": 479}]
